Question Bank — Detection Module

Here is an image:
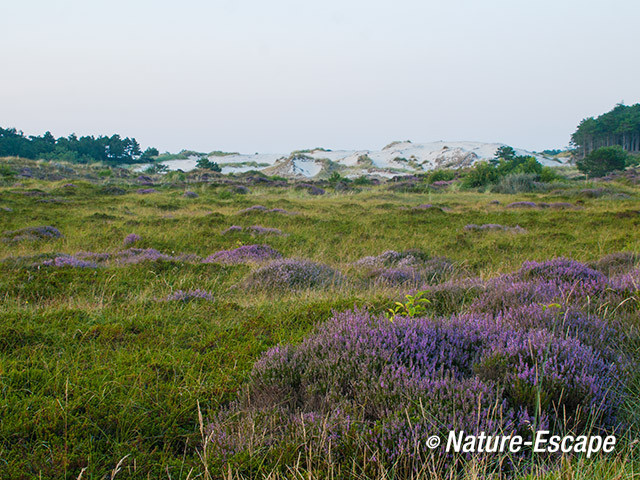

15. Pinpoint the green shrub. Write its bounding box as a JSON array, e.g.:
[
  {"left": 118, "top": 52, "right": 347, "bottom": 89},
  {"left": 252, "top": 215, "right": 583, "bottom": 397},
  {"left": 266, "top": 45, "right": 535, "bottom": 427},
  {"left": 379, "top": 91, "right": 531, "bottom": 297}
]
[
  {"left": 576, "top": 146, "right": 628, "bottom": 177},
  {"left": 164, "top": 170, "right": 186, "bottom": 182},
  {"left": 462, "top": 161, "right": 500, "bottom": 188},
  {"left": 426, "top": 169, "right": 456, "bottom": 184},
  {"left": 328, "top": 171, "right": 350, "bottom": 184},
  {"left": 0, "top": 164, "right": 16, "bottom": 178},
  {"left": 539, "top": 166, "right": 561, "bottom": 182},
  {"left": 196, "top": 157, "right": 222, "bottom": 172},
  {"left": 492, "top": 173, "right": 539, "bottom": 194},
  {"left": 463, "top": 149, "right": 554, "bottom": 189},
  {"left": 352, "top": 175, "right": 372, "bottom": 186}
]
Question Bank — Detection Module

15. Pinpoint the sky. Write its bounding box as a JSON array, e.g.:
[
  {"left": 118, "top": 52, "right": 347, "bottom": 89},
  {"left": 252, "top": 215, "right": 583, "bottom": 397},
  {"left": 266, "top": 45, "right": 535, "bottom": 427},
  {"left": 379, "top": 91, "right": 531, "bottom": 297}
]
[{"left": 2, "top": 0, "right": 639, "bottom": 154}]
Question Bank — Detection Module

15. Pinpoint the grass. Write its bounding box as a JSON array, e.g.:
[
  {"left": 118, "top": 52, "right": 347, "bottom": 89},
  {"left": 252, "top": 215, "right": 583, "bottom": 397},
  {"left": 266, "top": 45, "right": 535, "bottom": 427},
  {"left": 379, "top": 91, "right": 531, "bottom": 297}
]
[{"left": 1, "top": 159, "right": 639, "bottom": 478}]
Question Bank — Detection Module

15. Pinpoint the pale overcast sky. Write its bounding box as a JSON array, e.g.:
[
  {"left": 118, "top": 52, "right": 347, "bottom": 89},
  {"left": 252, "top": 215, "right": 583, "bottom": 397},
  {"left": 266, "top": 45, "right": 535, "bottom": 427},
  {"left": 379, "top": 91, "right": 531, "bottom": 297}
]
[{"left": 2, "top": 0, "right": 639, "bottom": 154}]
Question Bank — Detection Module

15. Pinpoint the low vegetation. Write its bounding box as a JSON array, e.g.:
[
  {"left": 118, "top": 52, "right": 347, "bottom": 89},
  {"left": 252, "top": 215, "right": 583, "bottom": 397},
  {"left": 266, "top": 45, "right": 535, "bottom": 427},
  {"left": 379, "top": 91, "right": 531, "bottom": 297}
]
[{"left": 1, "top": 156, "right": 639, "bottom": 479}]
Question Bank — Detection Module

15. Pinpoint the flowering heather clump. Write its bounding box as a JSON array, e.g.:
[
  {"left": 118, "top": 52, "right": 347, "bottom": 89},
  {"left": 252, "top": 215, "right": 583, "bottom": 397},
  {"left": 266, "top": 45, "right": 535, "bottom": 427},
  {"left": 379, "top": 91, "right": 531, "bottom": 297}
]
[
  {"left": 368, "top": 268, "right": 421, "bottom": 286},
  {"left": 163, "top": 289, "right": 214, "bottom": 302},
  {"left": 609, "top": 268, "right": 640, "bottom": 293},
  {"left": 517, "top": 257, "right": 606, "bottom": 284},
  {"left": 589, "top": 251, "right": 639, "bottom": 275},
  {"left": 123, "top": 233, "right": 142, "bottom": 246},
  {"left": 412, "top": 280, "right": 482, "bottom": 318},
  {"left": 429, "top": 180, "right": 454, "bottom": 189},
  {"left": 467, "top": 259, "right": 612, "bottom": 313},
  {"left": 136, "top": 188, "right": 157, "bottom": 194},
  {"left": 41, "top": 255, "right": 98, "bottom": 268},
  {"left": 229, "top": 185, "right": 250, "bottom": 194},
  {"left": 464, "top": 223, "right": 527, "bottom": 234},
  {"left": 245, "top": 259, "right": 340, "bottom": 290},
  {"left": 493, "top": 304, "right": 626, "bottom": 363},
  {"left": 506, "top": 201, "right": 538, "bottom": 208},
  {"left": 115, "top": 248, "right": 172, "bottom": 264},
  {"left": 183, "top": 191, "right": 198, "bottom": 198},
  {"left": 100, "top": 186, "right": 126, "bottom": 195},
  {"left": 421, "top": 257, "right": 456, "bottom": 282},
  {"left": 476, "top": 328, "right": 622, "bottom": 430},
  {"left": 29, "top": 248, "right": 202, "bottom": 268},
  {"left": 269, "top": 207, "right": 295, "bottom": 215},
  {"left": 214, "top": 301, "right": 629, "bottom": 472},
  {"left": 579, "top": 188, "right": 605, "bottom": 198},
  {"left": 296, "top": 183, "right": 325, "bottom": 195},
  {"left": 2, "top": 225, "right": 63, "bottom": 243},
  {"left": 356, "top": 250, "right": 454, "bottom": 284},
  {"left": 469, "top": 278, "right": 562, "bottom": 313},
  {"left": 62, "top": 183, "right": 76, "bottom": 188},
  {"left": 210, "top": 255, "right": 640, "bottom": 472},
  {"left": 237, "top": 205, "right": 268, "bottom": 214},
  {"left": 136, "top": 175, "right": 154, "bottom": 185},
  {"left": 203, "top": 244, "right": 282, "bottom": 265},
  {"left": 221, "top": 225, "right": 243, "bottom": 235},
  {"left": 356, "top": 249, "right": 429, "bottom": 269}
]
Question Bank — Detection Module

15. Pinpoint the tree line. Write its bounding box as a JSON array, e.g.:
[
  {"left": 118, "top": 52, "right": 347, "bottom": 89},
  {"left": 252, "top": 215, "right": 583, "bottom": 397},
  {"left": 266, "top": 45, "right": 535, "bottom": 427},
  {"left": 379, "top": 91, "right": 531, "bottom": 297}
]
[
  {"left": 0, "top": 127, "right": 159, "bottom": 165},
  {"left": 571, "top": 103, "right": 640, "bottom": 158}
]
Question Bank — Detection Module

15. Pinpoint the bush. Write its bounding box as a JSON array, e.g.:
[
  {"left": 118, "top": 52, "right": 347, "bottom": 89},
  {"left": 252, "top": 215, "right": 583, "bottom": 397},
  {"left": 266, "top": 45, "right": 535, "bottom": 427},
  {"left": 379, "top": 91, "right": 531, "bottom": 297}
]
[
  {"left": 367, "top": 268, "right": 422, "bottom": 286},
  {"left": 196, "top": 157, "right": 222, "bottom": 172},
  {"left": 212, "top": 294, "right": 629, "bottom": 473},
  {"left": 461, "top": 161, "right": 499, "bottom": 188},
  {"left": 491, "top": 173, "right": 540, "bottom": 194},
  {"left": 0, "top": 164, "right": 17, "bottom": 178},
  {"left": 352, "top": 175, "right": 372, "bottom": 186},
  {"left": 328, "top": 171, "right": 350, "bottom": 184},
  {"left": 539, "top": 166, "right": 561, "bottom": 182},
  {"left": 203, "top": 244, "right": 282, "bottom": 265},
  {"left": 576, "top": 146, "right": 628, "bottom": 177},
  {"left": 426, "top": 169, "right": 456, "bottom": 184},
  {"left": 463, "top": 149, "right": 551, "bottom": 189},
  {"left": 245, "top": 259, "right": 340, "bottom": 290},
  {"left": 2, "top": 225, "right": 63, "bottom": 243},
  {"left": 123, "top": 233, "right": 142, "bottom": 246}
]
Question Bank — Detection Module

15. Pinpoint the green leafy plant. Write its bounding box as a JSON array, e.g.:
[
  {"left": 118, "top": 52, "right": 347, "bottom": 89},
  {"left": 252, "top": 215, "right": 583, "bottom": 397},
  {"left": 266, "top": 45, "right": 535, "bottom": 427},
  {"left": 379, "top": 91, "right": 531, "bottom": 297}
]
[
  {"left": 541, "top": 302, "right": 562, "bottom": 312},
  {"left": 385, "top": 290, "right": 431, "bottom": 322}
]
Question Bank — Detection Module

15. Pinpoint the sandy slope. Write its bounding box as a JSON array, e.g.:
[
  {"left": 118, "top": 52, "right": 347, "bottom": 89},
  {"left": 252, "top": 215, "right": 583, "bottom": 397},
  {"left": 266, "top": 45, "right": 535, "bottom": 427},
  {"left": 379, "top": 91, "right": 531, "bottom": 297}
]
[{"left": 158, "top": 141, "right": 567, "bottom": 178}]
